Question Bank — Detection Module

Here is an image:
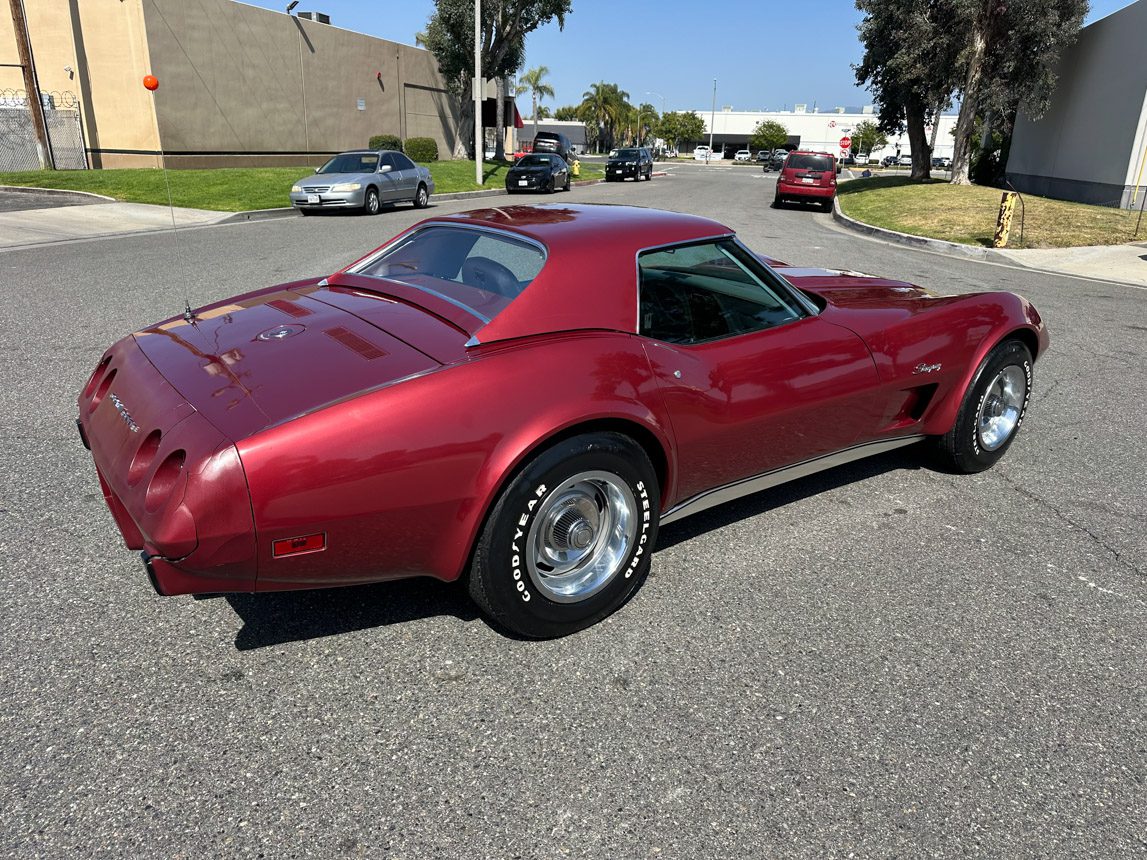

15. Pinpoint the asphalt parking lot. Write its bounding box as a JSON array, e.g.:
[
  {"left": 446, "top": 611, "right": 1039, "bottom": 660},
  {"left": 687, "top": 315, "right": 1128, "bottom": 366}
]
[{"left": 2, "top": 165, "right": 1143, "bottom": 858}]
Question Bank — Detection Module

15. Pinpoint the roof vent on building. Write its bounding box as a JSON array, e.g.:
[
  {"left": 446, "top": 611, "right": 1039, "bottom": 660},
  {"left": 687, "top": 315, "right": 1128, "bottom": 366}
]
[
  {"left": 297, "top": 11, "right": 330, "bottom": 24},
  {"left": 721, "top": 105, "right": 733, "bottom": 112},
  {"left": 794, "top": 104, "right": 807, "bottom": 114}
]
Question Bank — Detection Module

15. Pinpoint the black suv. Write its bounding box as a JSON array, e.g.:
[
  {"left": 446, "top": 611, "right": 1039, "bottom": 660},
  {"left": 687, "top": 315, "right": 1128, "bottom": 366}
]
[
  {"left": 532, "top": 131, "right": 574, "bottom": 163},
  {"left": 606, "top": 147, "right": 653, "bottom": 182}
]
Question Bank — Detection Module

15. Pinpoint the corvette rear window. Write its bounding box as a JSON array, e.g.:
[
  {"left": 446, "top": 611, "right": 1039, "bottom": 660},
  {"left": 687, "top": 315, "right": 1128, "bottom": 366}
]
[{"left": 352, "top": 226, "right": 546, "bottom": 323}]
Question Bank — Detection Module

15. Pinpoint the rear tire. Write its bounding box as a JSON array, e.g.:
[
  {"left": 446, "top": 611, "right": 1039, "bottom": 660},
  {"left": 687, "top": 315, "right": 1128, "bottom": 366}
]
[
  {"left": 937, "top": 339, "right": 1033, "bottom": 473},
  {"left": 468, "top": 432, "right": 659, "bottom": 639},
  {"left": 413, "top": 183, "right": 429, "bottom": 208}
]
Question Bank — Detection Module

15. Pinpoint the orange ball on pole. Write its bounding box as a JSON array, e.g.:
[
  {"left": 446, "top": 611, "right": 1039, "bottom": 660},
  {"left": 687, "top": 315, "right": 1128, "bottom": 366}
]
[{"left": 143, "top": 75, "right": 159, "bottom": 91}]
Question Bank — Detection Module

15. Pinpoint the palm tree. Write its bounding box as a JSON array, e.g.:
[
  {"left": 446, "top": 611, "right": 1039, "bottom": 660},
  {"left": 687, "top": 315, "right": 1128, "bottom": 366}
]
[
  {"left": 578, "top": 82, "right": 630, "bottom": 153},
  {"left": 516, "top": 66, "right": 555, "bottom": 143}
]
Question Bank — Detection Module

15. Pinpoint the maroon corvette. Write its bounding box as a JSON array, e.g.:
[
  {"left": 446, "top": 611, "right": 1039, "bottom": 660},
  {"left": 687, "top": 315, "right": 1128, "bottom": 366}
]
[{"left": 78, "top": 204, "right": 1047, "bottom": 638}]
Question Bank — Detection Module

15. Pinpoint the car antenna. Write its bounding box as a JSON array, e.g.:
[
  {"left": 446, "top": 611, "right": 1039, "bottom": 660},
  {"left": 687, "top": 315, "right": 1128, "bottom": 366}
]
[{"left": 142, "top": 74, "right": 195, "bottom": 325}]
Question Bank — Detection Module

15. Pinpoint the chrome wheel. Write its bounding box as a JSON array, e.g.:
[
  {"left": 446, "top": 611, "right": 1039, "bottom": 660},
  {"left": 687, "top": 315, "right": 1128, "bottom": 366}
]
[
  {"left": 415, "top": 185, "right": 429, "bottom": 208},
  {"left": 365, "top": 188, "right": 379, "bottom": 215},
  {"left": 526, "top": 470, "right": 638, "bottom": 603},
  {"left": 977, "top": 365, "right": 1027, "bottom": 451}
]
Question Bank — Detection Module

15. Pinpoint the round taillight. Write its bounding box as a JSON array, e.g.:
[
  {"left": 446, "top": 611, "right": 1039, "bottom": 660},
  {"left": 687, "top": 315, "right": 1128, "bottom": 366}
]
[
  {"left": 83, "top": 355, "right": 112, "bottom": 399},
  {"left": 145, "top": 449, "right": 185, "bottom": 512},
  {"left": 128, "top": 430, "right": 162, "bottom": 485},
  {"left": 90, "top": 368, "right": 117, "bottom": 412}
]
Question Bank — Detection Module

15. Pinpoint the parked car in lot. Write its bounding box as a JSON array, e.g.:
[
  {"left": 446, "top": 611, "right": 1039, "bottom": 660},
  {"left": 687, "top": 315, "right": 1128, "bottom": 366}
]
[
  {"left": 881, "top": 155, "right": 898, "bottom": 168},
  {"left": 532, "top": 131, "right": 574, "bottom": 163},
  {"left": 755, "top": 150, "right": 770, "bottom": 162},
  {"left": 932, "top": 156, "right": 952, "bottom": 169},
  {"left": 898, "top": 155, "right": 913, "bottom": 166},
  {"left": 290, "top": 150, "right": 433, "bottom": 215},
  {"left": 505, "top": 153, "right": 570, "bottom": 193},
  {"left": 693, "top": 145, "right": 713, "bottom": 161},
  {"left": 77, "top": 203, "right": 1048, "bottom": 638},
  {"left": 606, "top": 146, "right": 654, "bottom": 181},
  {"left": 734, "top": 149, "right": 752, "bottom": 162},
  {"left": 775, "top": 150, "right": 837, "bottom": 211}
]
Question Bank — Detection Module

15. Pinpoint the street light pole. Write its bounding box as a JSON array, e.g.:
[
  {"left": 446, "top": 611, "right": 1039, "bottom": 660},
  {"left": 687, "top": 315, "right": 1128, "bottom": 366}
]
[
  {"left": 708, "top": 78, "right": 716, "bottom": 164},
  {"left": 474, "top": 0, "right": 482, "bottom": 185}
]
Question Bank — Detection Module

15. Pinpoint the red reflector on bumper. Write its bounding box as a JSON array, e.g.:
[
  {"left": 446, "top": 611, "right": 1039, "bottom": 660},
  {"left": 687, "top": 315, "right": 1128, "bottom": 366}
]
[{"left": 273, "top": 533, "right": 326, "bottom": 557}]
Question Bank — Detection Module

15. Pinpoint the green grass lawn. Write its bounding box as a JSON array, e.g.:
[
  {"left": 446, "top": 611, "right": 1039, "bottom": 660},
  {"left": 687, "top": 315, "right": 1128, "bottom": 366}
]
[
  {"left": 0, "top": 159, "right": 605, "bottom": 212},
  {"left": 837, "top": 175, "right": 1142, "bottom": 248}
]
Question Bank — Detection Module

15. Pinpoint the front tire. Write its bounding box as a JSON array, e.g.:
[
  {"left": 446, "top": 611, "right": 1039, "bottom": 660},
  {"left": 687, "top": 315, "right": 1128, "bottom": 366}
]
[
  {"left": 937, "top": 339, "right": 1033, "bottom": 473},
  {"left": 468, "top": 432, "right": 660, "bottom": 639},
  {"left": 363, "top": 187, "right": 380, "bottom": 216}
]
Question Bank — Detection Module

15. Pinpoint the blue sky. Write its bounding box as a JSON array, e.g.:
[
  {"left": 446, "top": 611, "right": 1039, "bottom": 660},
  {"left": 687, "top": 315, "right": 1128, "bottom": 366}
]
[{"left": 242, "top": 0, "right": 1132, "bottom": 113}]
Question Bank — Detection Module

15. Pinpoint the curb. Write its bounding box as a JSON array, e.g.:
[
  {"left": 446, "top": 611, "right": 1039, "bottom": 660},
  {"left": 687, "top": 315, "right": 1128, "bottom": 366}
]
[
  {"left": 0, "top": 185, "right": 117, "bottom": 202},
  {"left": 832, "top": 198, "right": 1008, "bottom": 262},
  {"left": 223, "top": 179, "right": 608, "bottom": 221},
  {"left": 219, "top": 207, "right": 297, "bottom": 224},
  {"left": 831, "top": 198, "right": 1147, "bottom": 289}
]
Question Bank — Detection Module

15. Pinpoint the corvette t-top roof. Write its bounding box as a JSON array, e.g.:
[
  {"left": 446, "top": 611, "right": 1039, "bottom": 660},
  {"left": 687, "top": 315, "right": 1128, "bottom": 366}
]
[{"left": 422, "top": 204, "right": 733, "bottom": 344}]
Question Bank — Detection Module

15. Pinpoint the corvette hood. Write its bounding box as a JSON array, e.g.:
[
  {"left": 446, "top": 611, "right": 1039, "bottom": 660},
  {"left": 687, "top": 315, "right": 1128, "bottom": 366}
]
[{"left": 133, "top": 282, "right": 442, "bottom": 440}]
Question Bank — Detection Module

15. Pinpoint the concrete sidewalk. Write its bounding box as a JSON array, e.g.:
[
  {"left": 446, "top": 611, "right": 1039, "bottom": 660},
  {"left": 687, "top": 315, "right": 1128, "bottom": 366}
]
[
  {"left": 992, "top": 242, "right": 1147, "bottom": 286},
  {"left": 0, "top": 200, "right": 230, "bottom": 249}
]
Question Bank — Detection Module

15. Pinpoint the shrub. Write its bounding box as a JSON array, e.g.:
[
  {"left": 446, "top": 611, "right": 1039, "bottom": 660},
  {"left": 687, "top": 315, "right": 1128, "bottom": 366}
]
[
  {"left": 368, "top": 134, "right": 402, "bottom": 152},
  {"left": 404, "top": 137, "right": 438, "bottom": 162}
]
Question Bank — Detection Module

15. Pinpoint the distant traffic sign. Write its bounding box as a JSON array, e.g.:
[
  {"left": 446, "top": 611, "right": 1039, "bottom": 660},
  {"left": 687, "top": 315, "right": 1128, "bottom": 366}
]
[{"left": 839, "top": 136, "right": 852, "bottom": 150}]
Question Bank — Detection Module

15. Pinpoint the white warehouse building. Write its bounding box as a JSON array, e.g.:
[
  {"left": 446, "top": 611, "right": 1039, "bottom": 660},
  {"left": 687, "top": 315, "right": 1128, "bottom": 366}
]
[{"left": 689, "top": 106, "right": 959, "bottom": 160}]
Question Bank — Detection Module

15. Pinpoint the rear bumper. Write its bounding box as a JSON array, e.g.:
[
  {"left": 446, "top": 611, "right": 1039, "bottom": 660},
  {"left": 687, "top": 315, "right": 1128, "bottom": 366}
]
[
  {"left": 142, "top": 551, "right": 254, "bottom": 596},
  {"left": 777, "top": 180, "right": 836, "bottom": 199}
]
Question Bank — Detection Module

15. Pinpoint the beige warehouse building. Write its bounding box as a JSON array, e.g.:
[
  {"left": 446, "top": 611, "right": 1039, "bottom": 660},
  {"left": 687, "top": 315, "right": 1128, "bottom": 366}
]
[{"left": 1, "top": 0, "right": 459, "bottom": 169}]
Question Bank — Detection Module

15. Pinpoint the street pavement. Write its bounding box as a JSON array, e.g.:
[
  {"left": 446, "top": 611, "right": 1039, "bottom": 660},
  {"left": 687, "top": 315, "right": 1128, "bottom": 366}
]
[{"left": 1, "top": 165, "right": 1143, "bottom": 858}]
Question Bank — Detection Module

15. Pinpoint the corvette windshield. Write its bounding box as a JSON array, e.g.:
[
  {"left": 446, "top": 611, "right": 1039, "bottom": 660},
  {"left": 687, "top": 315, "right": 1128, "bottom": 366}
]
[{"left": 353, "top": 226, "right": 546, "bottom": 324}]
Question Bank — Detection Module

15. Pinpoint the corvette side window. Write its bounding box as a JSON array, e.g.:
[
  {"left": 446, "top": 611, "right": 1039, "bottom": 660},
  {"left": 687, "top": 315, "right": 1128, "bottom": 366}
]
[{"left": 638, "top": 240, "right": 805, "bottom": 344}]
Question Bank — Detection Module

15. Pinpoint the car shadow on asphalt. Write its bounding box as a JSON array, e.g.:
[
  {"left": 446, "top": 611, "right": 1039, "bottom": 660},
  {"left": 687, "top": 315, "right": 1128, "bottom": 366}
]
[
  {"left": 222, "top": 446, "right": 929, "bottom": 649},
  {"left": 656, "top": 446, "right": 929, "bottom": 552},
  {"left": 224, "top": 577, "right": 478, "bottom": 650}
]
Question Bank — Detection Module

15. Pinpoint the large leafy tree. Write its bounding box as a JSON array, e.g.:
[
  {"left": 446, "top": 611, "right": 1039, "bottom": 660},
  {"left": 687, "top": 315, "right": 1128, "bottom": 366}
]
[
  {"left": 422, "top": 0, "right": 571, "bottom": 159},
  {"left": 851, "top": 120, "right": 888, "bottom": 157},
  {"left": 855, "top": 0, "right": 960, "bottom": 181},
  {"left": 578, "top": 82, "right": 631, "bottom": 152},
  {"left": 552, "top": 105, "right": 580, "bottom": 121},
  {"left": 654, "top": 111, "right": 706, "bottom": 153},
  {"left": 516, "top": 66, "right": 555, "bottom": 141},
  {"left": 750, "top": 120, "right": 789, "bottom": 153},
  {"left": 948, "top": 0, "right": 1087, "bottom": 184}
]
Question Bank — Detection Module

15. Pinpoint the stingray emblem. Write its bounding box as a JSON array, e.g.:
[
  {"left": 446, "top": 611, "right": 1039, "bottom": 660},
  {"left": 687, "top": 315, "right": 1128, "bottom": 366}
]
[
  {"left": 913, "top": 362, "right": 942, "bottom": 375},
  {"left": 108, "top": 392, "right": 140, "bottom": 433},
  {"left": 257, "top": 324, "right": 305, "bottom": 341}
]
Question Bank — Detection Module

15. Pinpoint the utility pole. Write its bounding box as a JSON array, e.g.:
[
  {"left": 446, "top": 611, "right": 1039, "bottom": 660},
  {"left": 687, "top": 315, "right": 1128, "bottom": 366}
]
[
  {"left": 708, "top": 78, "right": 716, "bottom": 164},
  {"left": 474, "top": 0, "right": 482, "bottom": 185},
  {"left": 8, "top": 0, "right": 53, "bottom": 168}
]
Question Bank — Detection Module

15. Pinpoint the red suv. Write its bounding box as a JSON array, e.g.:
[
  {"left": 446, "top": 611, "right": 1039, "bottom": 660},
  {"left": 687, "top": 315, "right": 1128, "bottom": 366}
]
[{"left": 774, "top": 150, "right": 837, "bottom": 212}]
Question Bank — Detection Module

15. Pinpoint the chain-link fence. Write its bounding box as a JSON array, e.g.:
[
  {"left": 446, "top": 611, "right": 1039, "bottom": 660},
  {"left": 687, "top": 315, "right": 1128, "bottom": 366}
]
[{"left": 0, "top": 89, "right": 87, "bottom": 171}]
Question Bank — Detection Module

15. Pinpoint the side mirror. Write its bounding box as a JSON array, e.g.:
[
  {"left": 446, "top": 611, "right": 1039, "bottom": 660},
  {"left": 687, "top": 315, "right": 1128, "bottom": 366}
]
[
  {"left": 379, "top": 164, "right": 392, "bottom": 174},
  {"left": 313, "top": 167, "right": 320, "bottom": 173}
]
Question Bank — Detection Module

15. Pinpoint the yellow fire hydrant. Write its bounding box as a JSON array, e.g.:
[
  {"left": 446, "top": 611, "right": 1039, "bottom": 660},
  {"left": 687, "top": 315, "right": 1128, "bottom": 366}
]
[{"left": 570, "top": 158, "right": 581, "bottom": 178}]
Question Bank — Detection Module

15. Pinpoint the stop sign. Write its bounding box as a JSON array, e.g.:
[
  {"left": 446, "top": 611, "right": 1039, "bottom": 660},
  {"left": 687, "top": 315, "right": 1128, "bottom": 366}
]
[{"left": 839, "top": 136, "right": 852, "bottom": 150}]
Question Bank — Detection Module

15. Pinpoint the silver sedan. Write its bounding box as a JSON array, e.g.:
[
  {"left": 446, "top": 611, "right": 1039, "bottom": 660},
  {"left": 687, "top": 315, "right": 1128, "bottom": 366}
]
[{"left": 290, "top": 149, "right": 435, "bottom": 215}]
